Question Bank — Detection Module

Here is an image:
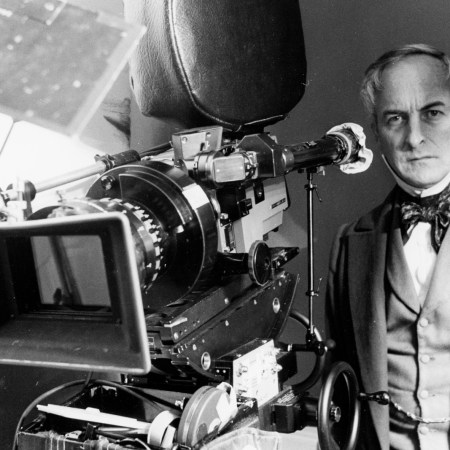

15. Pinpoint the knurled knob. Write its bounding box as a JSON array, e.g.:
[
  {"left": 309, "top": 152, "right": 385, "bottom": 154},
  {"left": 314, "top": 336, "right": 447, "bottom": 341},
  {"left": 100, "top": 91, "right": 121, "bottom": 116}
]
[{"left": 329, "top": 405, "right": 342, "bottom": 423}]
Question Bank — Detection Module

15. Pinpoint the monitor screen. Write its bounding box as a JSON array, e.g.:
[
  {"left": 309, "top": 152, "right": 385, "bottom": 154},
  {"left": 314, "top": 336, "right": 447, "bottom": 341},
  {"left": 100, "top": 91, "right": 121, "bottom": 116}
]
[
  {"left": 0, "top": 212, "right": 151, "bottom": 374},
  {"left": 9, "top": 234, "right": 113, "bottom": 314}
]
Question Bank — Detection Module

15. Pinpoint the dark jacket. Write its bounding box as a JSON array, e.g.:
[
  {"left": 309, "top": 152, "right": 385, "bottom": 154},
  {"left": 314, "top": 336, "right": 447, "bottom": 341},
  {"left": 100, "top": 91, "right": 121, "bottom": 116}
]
[
  {"left": 326, "top": 186, "right": 450, "bottom": 449},
  {"left": 325, "top": 190, "right": 395, "bottom": 450}
]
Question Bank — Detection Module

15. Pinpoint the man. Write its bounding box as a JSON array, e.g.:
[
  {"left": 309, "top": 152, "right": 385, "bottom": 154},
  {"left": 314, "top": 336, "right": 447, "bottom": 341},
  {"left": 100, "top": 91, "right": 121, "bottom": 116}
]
[{"left": 326, "top": 43, "right": 450, "bottom": 450}]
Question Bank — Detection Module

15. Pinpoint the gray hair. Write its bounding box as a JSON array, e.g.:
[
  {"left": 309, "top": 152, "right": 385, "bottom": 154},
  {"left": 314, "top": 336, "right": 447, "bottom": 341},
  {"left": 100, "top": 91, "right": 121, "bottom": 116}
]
[{"left": 360, "top": 43, "right": 450, "bottom": 118}]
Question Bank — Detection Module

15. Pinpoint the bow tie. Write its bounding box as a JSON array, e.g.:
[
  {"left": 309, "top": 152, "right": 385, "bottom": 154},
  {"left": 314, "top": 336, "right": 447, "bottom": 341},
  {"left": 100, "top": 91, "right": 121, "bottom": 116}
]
[{"left": 399, "top": 185, "right": 450, "bottom": 252}]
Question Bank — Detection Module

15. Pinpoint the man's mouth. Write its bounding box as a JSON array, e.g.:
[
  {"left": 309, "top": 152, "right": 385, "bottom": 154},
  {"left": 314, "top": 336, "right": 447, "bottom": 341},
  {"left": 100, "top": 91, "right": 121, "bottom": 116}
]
[{"left": 407, "top": 155, "right": 435, "bottom": 162}]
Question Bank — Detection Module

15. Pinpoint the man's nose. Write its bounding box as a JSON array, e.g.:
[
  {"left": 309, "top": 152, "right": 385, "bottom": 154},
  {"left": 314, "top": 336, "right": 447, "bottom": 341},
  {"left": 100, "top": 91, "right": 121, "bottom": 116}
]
[{"left": 405, "top": 117, "right": 425, "bottom": 149}]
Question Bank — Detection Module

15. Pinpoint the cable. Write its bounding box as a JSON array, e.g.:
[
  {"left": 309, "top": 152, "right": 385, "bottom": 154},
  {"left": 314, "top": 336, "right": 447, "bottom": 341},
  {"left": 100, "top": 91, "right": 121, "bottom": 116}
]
[
  {"left": 83, "top": 372, "right": 94, "bottom": 389},
  {"left": 286, "top": 309, "right": 326, "bottom": 392},
  {"left": 12, "top": 377, "right": 183, "bottom": 450},
  {"left": 89, "top": 379, "right": 181, "bottom": 412},
  {"left": 138, "top": 142, "right": 172, "bottom": 158},
  {"left": 118, "top": 438, "right": 151, "bottom": 449},
  {"left": 12, "top": 378, "right": 89, "bottom": 450}
]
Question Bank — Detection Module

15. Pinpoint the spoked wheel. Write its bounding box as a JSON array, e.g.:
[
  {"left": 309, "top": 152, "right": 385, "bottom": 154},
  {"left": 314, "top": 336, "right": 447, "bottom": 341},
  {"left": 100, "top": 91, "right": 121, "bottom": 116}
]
[{"left": 318, "top": 361, "right": 360, "bottom": 450}]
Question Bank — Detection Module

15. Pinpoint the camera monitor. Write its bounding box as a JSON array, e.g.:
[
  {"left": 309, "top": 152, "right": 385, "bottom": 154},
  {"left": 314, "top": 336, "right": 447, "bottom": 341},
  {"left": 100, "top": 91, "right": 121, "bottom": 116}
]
[{"left": 0, "top": 212, "right": 151, "bottom": 374}]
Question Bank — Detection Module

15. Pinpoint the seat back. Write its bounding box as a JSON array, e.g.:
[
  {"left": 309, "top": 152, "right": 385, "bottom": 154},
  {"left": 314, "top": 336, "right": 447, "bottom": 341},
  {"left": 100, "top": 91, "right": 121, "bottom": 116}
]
[{"left": 124, "top": 0, "right": 307, "bottom": 131}]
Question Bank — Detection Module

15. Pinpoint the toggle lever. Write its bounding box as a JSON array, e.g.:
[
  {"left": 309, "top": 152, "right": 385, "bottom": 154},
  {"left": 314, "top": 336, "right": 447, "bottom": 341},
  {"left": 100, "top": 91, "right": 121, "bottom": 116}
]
[{"left": 358, "top": 391, "right": 390, "bottom": 405}]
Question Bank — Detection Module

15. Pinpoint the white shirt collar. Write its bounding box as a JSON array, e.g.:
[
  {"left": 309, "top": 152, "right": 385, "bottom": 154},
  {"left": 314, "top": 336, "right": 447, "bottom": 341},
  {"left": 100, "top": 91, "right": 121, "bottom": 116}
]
[{"left": 382, "top": 154, "right": 450, "bottom": 198}]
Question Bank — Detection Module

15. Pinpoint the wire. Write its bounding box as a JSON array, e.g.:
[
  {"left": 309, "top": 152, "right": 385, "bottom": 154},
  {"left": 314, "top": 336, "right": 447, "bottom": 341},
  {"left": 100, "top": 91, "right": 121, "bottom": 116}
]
[
  {"left": 286, "top": 309, "right": 326, "bottom": 392},
  {"left": 138, "top": 142, "right": 172, "bottom": 158},
  {"left": 118, "top": 438, "right": 151, "bottom": 449},
  {"left": 12, "top": 377, "right": 183, "bottom": 450},
  {"left": 83, "top": 372, "right": 94, "bottom": 389},
  {"left": 89, "top": 379, "right": 180, "bottom": 412},
  {"left": 12, "top": 378, "right": 89, "bottom": 450}
]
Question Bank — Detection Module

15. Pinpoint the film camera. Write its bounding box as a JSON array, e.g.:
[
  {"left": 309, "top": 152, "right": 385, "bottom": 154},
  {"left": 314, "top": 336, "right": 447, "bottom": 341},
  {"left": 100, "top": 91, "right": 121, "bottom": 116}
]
[{"left": 0, "top": 1, "right": 374, "bottom": 449}]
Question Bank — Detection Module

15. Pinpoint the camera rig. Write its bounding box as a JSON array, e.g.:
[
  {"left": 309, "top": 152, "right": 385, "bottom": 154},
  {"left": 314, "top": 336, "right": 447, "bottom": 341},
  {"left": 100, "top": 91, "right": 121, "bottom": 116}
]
[
  {"left": 0, "top": 122, "right": 369, "bottom": 449},
  {"left": 0, "top": 1, "right": 380, "bottom": 449}
]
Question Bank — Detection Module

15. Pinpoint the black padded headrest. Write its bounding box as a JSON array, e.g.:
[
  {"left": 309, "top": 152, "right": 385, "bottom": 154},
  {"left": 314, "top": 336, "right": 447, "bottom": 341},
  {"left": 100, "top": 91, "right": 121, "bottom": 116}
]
[{"left": 124, "top": 0, "right": 307, "bottom": 131}]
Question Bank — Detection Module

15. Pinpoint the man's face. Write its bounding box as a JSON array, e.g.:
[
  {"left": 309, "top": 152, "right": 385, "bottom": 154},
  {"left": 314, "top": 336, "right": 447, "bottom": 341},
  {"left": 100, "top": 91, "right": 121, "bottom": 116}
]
[{"left": 373, "top": 54, "right": 450, "bottom": 189}]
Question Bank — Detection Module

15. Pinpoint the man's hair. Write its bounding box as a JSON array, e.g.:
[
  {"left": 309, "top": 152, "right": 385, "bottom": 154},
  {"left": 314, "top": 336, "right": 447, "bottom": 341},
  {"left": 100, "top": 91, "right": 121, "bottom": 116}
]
[{"left": 360, "top": 43, "right": 450, "bottom": 118}]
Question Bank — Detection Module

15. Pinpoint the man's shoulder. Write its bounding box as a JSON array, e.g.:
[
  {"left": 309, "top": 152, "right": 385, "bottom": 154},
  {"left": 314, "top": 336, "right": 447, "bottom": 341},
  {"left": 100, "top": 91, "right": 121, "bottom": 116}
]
[{"left": 338, "top": 189, "right": 396, "bottom": 238}]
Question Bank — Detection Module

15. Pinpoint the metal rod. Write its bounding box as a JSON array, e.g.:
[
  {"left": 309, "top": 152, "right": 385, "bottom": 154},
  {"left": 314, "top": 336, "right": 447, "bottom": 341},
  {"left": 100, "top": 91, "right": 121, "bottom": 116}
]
[
  {"left": 305, "top": 170, "right": 316, "bottom": 342},
  {"left": 34, "top": 160, "right": 107, "bottom": 193},
  {"left": 4, "top": 160, "right": 107, "bottom": 201}
]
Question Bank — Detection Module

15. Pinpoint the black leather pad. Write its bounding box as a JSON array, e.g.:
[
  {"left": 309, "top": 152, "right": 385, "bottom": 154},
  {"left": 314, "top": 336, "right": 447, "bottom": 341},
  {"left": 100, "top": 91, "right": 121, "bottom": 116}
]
[{"left": 124, "top": 0, "right": 307, "bottom": 130}]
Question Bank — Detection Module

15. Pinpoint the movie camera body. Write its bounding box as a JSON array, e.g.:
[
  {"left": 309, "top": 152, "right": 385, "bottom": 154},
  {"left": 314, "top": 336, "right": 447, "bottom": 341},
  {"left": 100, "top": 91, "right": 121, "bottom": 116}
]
[
  {"left": 0, "top": 1, "right": 373, "bottom": 449},
  {"left": 0, "top": 122, "right": 364, "bottom": 449}
]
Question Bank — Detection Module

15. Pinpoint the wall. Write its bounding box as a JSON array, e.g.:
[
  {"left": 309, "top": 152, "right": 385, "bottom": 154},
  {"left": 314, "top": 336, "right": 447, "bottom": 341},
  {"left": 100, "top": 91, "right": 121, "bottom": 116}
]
[{"left": 3, "top": 0, "right": 450, "bottom": 447}]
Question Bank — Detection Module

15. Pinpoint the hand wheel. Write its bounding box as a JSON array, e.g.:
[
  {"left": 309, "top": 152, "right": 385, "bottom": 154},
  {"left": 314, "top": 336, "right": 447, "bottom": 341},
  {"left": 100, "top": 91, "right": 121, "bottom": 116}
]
[{"left": 318, "top": 361, "right": 360, "bottom": 450}]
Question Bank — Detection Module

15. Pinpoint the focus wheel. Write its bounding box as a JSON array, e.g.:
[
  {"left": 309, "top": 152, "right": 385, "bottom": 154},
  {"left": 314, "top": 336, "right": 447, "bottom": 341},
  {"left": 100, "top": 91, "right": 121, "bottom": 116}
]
[
  {"left": 248, "top": 240, "right": 271, "bottom": 285},
  {"left": 318, "top": 361, "right": 360, "bottom": 450}
]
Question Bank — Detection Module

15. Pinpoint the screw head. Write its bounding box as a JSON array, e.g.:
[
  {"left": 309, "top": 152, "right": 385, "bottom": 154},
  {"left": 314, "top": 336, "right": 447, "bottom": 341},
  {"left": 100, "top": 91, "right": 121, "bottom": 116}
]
[
  {"left": 329, "top": 405, "right": 342, "bottom": 423},
  {"left": 100, "top": 175, "right": 115, "bottom": 191},
  {"left": 201, "top": 352, "right": 211, "bottom": 370}
]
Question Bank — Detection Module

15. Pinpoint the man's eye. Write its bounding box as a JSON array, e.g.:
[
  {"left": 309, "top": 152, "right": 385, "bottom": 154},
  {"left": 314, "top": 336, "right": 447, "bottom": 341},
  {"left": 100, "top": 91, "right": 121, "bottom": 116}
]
[
  {"left": 386, "top": 115, "right": 403, "bottom": 125},
  {"left": 425, "top": 109, "right": 443, "bottom": 119}
]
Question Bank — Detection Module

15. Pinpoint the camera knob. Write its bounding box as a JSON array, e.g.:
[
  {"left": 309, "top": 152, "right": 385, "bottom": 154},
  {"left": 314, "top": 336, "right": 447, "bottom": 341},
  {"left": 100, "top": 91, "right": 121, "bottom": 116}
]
[
  {"left": 329, "top": 404, "right": 342, "bottom": 423},
  {"left": 248, "top": 240, "right": 272, "bottom": 285}
]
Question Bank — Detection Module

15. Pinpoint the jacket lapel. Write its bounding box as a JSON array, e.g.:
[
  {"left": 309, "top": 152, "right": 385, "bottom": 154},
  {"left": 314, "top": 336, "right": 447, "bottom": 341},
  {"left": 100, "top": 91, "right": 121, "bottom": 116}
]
[
  {"left": 347, "top": 195, "right": 392, "bottom": 450},
  {"left": 385, "top": 205, "right": 421, "bottom": 315},
  {"left": 422, "top": 228, "right": 450, "bottom": 315}
]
